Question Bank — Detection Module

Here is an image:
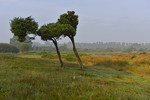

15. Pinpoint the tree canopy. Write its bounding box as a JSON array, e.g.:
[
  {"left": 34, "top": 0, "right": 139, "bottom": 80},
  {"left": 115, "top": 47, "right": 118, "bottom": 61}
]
[
  {"left": 58, "top": 11, "right": 78, "bottom": 31},
  {"left": 37, "top": 23, "right": 62, "bottom": 41},
  {"left": 10, "top": 16, "right": 38, "bottom": 42},
  {"left": 37, "top": 23, "right": 75, "bottom": 40}
]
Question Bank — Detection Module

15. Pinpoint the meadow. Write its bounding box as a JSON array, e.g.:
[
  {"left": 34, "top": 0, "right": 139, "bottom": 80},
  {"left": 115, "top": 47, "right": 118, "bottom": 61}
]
[{"left": 0, "top": 52, "right": 150, "bottom": 100}]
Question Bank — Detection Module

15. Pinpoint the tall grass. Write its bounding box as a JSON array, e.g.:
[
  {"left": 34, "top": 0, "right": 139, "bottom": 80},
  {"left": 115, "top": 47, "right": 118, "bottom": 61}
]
[
  {"left": 81, "top": 56, "right": 128, "bottom": 66},
  {"left": 1, "top": 52, "right": 150, "bottom": 99},
  {"left": 34, "top": 52, "right": 150, "bottom": 75}
]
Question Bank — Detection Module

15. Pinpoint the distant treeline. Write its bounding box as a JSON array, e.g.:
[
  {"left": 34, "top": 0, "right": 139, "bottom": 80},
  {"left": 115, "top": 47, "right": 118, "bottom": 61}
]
[
  {"left": 33, "top": 41, "right": 150, "bottom": 52},
  {"left": 69, "top": 42, "right": 150, "bottom": 52},
  {"left": 1, "top": 36, "right": 150, "bottom": 53}
]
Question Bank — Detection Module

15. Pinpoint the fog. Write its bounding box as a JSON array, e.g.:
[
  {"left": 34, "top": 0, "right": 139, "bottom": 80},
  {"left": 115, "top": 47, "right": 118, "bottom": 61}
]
[{"left": 0, "top": 0, "right": 150, "bottom": 43}]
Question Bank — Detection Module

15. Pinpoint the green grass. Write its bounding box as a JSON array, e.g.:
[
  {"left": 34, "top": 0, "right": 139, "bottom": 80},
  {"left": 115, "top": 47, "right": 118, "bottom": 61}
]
[{"left": 0, "top": 53, "right": 150, "bottom": 100}]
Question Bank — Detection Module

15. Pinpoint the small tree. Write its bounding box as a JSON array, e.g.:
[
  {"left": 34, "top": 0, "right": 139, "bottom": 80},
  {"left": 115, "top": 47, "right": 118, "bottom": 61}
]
[
  {"left": 57, "top": 11, "right": 84, "bottom": 69},
  {"left": 37, "top": 23, "right": 64, "bottom": 68}
]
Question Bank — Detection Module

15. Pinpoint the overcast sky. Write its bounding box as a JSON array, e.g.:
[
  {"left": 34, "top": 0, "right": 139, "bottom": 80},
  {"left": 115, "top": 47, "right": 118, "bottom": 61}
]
[{"left": 0, "top": 0, "right": 150, "bottom": 43}]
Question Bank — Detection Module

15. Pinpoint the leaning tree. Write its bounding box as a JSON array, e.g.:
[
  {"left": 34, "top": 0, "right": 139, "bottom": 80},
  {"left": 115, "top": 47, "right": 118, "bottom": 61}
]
[
  {"left": 10, "top": 16, "right": 64, "bottom": 68},
  {"left": 37, "top": 23, "right": 64, "bottom": 68},
  {"left": 57, "top": 11, "right": 84, "bottom": 69}
]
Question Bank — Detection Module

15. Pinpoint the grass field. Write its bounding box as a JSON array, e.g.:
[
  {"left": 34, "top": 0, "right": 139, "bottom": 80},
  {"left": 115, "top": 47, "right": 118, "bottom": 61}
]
[{"left": 0, "top": 52, "right": 150, "bottom": 100}]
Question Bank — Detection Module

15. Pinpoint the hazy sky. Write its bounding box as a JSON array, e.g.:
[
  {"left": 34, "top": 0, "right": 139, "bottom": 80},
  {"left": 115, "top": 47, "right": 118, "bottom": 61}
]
[{"left": 1, "top": 0, "right": 150, "bottom": 43}]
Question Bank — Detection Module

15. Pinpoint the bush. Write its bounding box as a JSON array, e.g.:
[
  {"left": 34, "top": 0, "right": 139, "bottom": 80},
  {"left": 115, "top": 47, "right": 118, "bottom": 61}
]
[
  {"left": 131, "top": 55, "right": 136, "bottom": 59},
  {"left": 0, "top": 43, "right": 19, "bottom": 53},
  {"left": 64, "top": 53, "right": 77, "bottom": 61}
]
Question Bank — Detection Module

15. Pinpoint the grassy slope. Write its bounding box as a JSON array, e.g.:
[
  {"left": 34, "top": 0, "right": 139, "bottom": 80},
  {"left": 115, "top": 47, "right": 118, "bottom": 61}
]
[{"left": 0, "top": 53, "right": 150, "bottom": 100}]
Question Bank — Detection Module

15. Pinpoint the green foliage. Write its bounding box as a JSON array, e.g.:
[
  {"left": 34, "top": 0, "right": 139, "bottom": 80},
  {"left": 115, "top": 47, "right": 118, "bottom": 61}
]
[
  {"left": 10, "top": 16, "right": 38, "bottom": 42},
  {"left": 37, "top": 23, "right": 75, "bottom": 41},
  {"left": 0, "top": 43, "right": 19, "bottom": 53},
  {"left": 58, "top": 11, "right": 78, "bottom": 30},
  {"left": 37, "top": 23, "right": 62, "bottom": 41},
  {"left": 61, "top": 24, "right": 76, "bottom": 37},
  {"left": 57, "top": 11, "right": 78, "bottom": 37}
]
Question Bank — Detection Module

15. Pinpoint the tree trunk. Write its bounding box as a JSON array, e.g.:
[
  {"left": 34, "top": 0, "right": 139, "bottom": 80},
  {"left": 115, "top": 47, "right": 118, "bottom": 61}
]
[
  {"left": 70, "top": 37, "right": 84, "bottom": 69},
  {"left": 52, "top": 40, "right": 64, "bottom": 68}
]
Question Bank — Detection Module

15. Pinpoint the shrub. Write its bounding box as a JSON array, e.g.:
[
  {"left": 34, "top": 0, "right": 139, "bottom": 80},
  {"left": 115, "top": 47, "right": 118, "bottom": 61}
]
[
  {"left": 64, "top": 53, "right": 77, "bottom": 61},
  {"left": 131, "top": 55, "right": 136, "bottom": 59},
  {"left": 140, "top": 52, "right": 147, "bottom": 55}
]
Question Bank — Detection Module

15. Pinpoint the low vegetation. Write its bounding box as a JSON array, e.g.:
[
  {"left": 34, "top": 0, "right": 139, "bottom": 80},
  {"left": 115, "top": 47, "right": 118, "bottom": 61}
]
[
  {"left": 0, "top": 52, "right": 150, "bottom": 99},
  {"left": 0, "top": 43, "right": 19, "bottom": 53}
]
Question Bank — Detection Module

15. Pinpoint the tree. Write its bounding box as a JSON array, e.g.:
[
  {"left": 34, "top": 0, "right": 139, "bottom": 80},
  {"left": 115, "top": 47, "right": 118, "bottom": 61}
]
[
  {"left": 37, "top": 23, "right": 64, "bottom": 68},
  {"left": 10, "top": 16, "right": 38, "bottom": 52},
  {"left": 57, "top": 11, "right": 84, "bottom": 69}
]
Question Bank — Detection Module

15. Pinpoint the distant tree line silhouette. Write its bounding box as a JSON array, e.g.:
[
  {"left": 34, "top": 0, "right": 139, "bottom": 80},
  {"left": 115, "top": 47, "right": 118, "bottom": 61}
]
[
  {"left": 0, "top": 43, "right": 19, "bottom": 53},
  {"left": 31, "top": 41, "right": 150, "bottom": 52}
]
